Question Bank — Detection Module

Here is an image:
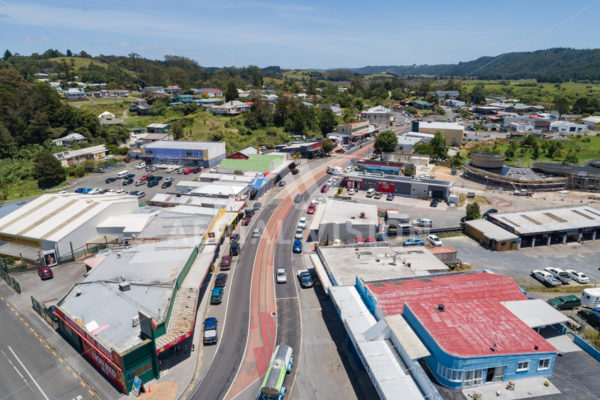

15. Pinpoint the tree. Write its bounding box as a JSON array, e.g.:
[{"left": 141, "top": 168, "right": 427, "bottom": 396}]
[
  {"left": 504, "top": 147, "right": 515, "bottom": 160},
  {"left": 562, "top": 150, "right": 578, "bottom": 165},
  {"left": 470, "top": 84, "right": 486, "bottom": 105},
  {"left": 34, "top": 150, "right": 66, "bottom": 189},
  {"left": 430, "top": 132, "right": 448, "bottom": 159},
  {"left": 66, "top": 49, "right": 72, "bottom": 57},
  {"left": 3, "top": 49, "right": 11, "bottom": 60},
  {"left": 374, "top": 130, "right": 398, "bottom": 153},
  {"left": 321, "top": 139, "right": 334, "bottom": 155},
  {"left": 466, "top": 202, "right": 481, "bottom": 221},
  {"left": 404, "top": 164, "right": 415, "bottom": 176},
  {"left": 225, "top": 81, "right": 238, "bottom": 102},
  {"left": 319, "top": 107, "right": 337, "bottom": 135},
  {"left": 532, "top": 142, "right": 540, "bottom": 159},
  {"left": 449, "top": 153, "right": 464, "bottom": 168},
  {"left": 553, "top": 95, "right": 570, "bottom": 115}
]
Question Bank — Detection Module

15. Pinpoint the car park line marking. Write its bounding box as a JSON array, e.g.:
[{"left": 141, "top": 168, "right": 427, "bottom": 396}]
[
  {"left": 88, "top": 389, "right": 95, "bottom": 397},
  {"left": 8, "top": 346, "right": 50, "bottom": 400},
  {"left": 80, "top": 381, "right": 86, "bottom": 387},
  {"left": 72, "top": 372, "right": 78, "bottom": 378},
  {"left": 58, "top": 358, "right": 64, "bottom": 363}
]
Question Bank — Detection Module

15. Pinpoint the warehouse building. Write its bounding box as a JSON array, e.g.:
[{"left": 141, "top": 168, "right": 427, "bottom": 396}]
[
  {"left": 532, "top": 163, "right": 600, "bottom": 191},
  {"left": 488, "top": 206, "right": 600, "bottom": 247},
  {"left": 464, "top": 219, "right": 520, "bottom": 251},
  {"left": 276, "top": 141, "right": 323, "bottom": 158},
  {"left": 345, "top": 171, "right": 453, "bottom": 200},
  {"left": 357, "top": 271, "right": 563, "bottom": 390},
  {"left": 0, "top": 193, "right": 139, "bottom": 263},
  {"left": 313, "top": 199, "right": 379, "bottom": 244},
  {"left": 217, "top": 154, "right": 286, "bottom": 174},
  {"left": 413, "top": 121, "right": 464, "bottom": 146},
  {"left": 140, "top": 140, "right": 225, "bottom": 167}
]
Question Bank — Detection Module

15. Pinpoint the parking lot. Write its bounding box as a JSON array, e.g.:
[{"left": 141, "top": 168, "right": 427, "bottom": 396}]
[{"left": 68, "top": 163, "right": 195, "bottom": 202}]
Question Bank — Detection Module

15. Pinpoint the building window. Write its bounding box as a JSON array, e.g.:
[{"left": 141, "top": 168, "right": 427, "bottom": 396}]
[
  {"left": 516, "top": 361, "right": 529, "bottom": 372},
  {"left": 462, "top": 369, "right": 483, "bottom": 387},
  {"left": 538, "top": 358, "right": 550, "bottom": 370},
  {"left": 438, "top": 364, "right": 463, "bottom": 382}
]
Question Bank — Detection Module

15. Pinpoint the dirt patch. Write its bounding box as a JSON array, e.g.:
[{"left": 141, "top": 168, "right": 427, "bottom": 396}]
[
  {"left": 137, "top": 381, "right": 178, "bottom": 400},
  {"left": 431, "top": 165, "right": 457, "bottom": 181},
  {"left": 496, "top": 200, "right": 511, "bottom": 207}
]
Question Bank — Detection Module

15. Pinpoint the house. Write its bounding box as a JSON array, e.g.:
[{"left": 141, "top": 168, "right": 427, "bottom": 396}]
[
  {"left": 54, "top": 145, "right": 108, "bottom": 167},
  {"left": 97, "top": 111, "right": 116, "bottom": 121},
  {"left": 549, "top": 121, "right": 588, "bottom": 134},
  {"left": 165, "top": 85, "right": 182, "bottom": 95},
  {"left": 194, "top": 88, "right": 222, "bottom": 97},
  {"left": 209, "top": 100, "right": 251, "bottom": 116},
  {"left": 137, "top": 133, "right": 173, "bottom": 147},
  {"left": 432, "top": 90, "right": 459, "bottom": 99},
  {"left": 510, "top": 122, "right": 535, "bottom": 133},
  {"left": 136, "top": 103, "right": 152, "bottom": 115},
  {"left": 412, "top": 100, "right": 434, "bottom": 110},
  {"left": 226, "top": 146, "right": 259, "bottom": 159},
  {"left": 173, "top": 94, "right": 194, "bottom": 103},
  {"left": 361, "top": 105, "right": 391, "bottom": 128},
  {"left": 445, "top": 99, "right": 466, "bottom": 109},
  {"left": 52, "top": 133, "right": 87, "bottom": 147},
  {"left": 141, "top": 86, "right": 165, "bottom": 94},
  {"left": 582, "top": 116, "right": 600, "bottom": 129},
  {"left": 64, "top": 88, "right": 86, "bottom": 100},
  {"left": 146, "top": 123, "right": 171, "bottom": 134}
]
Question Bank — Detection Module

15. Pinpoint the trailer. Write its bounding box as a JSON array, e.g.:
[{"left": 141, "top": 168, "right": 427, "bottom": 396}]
[{"left": 581, "top": 288, "right": 600, "bottom": 308}]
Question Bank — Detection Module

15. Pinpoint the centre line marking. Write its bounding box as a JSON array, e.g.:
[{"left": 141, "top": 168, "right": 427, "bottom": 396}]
[{"left": 8, "top": 346, "right": 50, "bottom": 400}]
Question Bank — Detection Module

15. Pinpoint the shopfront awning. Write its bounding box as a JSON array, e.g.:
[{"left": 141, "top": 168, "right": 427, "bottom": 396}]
[{"left": 501, "top": 299, "right": 568, "bottom": 328}]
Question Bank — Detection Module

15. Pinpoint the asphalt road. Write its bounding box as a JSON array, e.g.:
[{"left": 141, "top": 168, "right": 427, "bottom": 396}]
[{"left": 0, "top": 297, "right": 92, "bottom": 400}]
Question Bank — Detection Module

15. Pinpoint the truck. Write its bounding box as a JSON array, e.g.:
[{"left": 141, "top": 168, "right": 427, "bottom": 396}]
[{"left": 326, "top": 165, "right": 343, "bottom": 175}]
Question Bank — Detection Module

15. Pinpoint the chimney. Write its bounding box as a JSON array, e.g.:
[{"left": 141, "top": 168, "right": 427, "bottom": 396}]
[
  {"left": 437, "top": 304, "right": 445, "bottom": 312},
  {"left": 119, "top": 282, "right": 131, "bottom": 291}
]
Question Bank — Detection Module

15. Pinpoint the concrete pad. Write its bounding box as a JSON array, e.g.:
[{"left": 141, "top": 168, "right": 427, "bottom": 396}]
[
  {"left": 462, "top": 377, "right": 560, "bottom": 399},
  {"left": 545, "top": 335, "right": 581, "bottom": 353}
]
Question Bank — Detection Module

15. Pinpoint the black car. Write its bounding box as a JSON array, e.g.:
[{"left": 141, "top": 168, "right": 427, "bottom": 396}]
[
  {"left": 291, "top": 169, "right": 299, "bottom": 175},
  {"left": 95, "top": 168, "right": 105, "bottom": 173},
  {"left": 152, "top": 176, "right": 163, "bottom": 182},
  {"left": 578, "top": 309, "right": 600, "bottom": 330},
  {"left": 214, "top": 273, "right": 228, "bottom": 288},
  {"left": 430, "top": 199, "right": 439, "bottom": 207},
  {"left": 123, "top": 178, "right": 134, "bottom": 186},
  {"left": 161, "top": 181, "right": 172, "bottom": 189},
  {"left": 298, "top": 271, "right": 314, "bottom": 288},
  {"left": 105, "top": 177, "right": 116, "bottom": 184},
  {"left": 147, "top": 180, "right": 158, "bottom": 188},
  {"left": 278, "top": 180, "right": 286, "bottom": 187},
  {"left": 125, "top": 173, "right": 136, "bottom": 179}
]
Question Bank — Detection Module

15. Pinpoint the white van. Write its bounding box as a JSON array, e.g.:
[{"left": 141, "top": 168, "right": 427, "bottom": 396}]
[
  {"left": 581, "top": 288, "right": 600, "bottom": 308},
  {"left": 116, "top": 170, "right": 129, "bottom": 179},
  {"left": 366, "top": 188, "right": 376, "bottom": 198}
]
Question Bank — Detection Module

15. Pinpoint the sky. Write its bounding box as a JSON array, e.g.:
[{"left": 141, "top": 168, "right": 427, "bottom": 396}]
[{"left": 1, "top": 0, "right": 599, "bottom": 69}]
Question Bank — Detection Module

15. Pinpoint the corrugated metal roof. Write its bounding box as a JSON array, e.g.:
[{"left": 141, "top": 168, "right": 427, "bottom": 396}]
[
  {"left": 385, "top": 315, "right": 430, "bottom": 360},
  {"left": 490, "top": 206, "right": 600, "bottom": 235},
  {"left": 218, "top": 154, "right": 284, "bottom": 172},
  {"left": 501, "top": 299, "right": 568, "bottom": 328},
  {"left": 465, "top": 219, "right": 518, "bottom": 241}
]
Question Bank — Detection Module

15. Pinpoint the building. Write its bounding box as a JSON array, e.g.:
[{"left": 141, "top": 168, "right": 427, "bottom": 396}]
[
  {"left": 444, "top": 99, "right": 466, "bottom": 109},
  {"left": 471, "top": 153, "right": 506, "bottom": 169},
  {"left": 173, "top": 94, "right": 194, "bottom": 103},
  {"left": 136, "top": 133, "right": 173, "bottom": 147},
  {"left": 582, "top": 116, "right": 600, "bottom": 129},
  {"left": 0, "top": 193, "right": 139, "bottom": 262},
  {"left": 165, "top": 85, "right": 182, "bottom": 95},
  {"left": 362, "top": 105, "right": 390, "bottom": 128},
  {"left": 358, "top": 272, "right": 563, "bottom": 390},
  {"left": 510, "top": 121, "right": 536, "bottom": 133},
  {"left": 141, "top": 141, "right": 226, "bottom": 167},
  {"left": 488, "top": 206, "right": 600, "bottom": 248},
  {"left": 217, "top": 154, "right": 285, "bottom": 174},
  {"left": 54, "top": 145, "right": 108, "bottom": 167},
  {"left": 226, "top": 146, "right": 259, "bottom": 159},
  {"left": 52, "top": 133, "right": 86, "bottom": 147},
  {"left": 346, "top": 171, "right": 453, "bottom": 200},
  {"left": 354, "top": 160, "right": 405, "bottom": 175},
  {"left": 194, "top": 88, "right": 222, "bottom": 97},
  {"left": 64, "top": 87, "right": 86, "bottom": 100},
  {"left": 335, "top": 121, "right": 371, "bottom": 137},
  {"left": 432, "top": 90, "right": 459, "bottom": 99},
  {"left": 428, "top": 247, "right": 457, "bottom": 264},
  {"left": 397, "top": 135, "right": 426, "bottom": 153},
  {"left": 209, "top": 100, "right": 251, "bottom": 116},
  {"left": 549, "top": 121, "right": 588, "bottom": 134},
  {"left": 277, "top": 141, "right": 323, "bottom": 158},
  {"left": 146, "top": 123, "right": 171, "bottom": 134},
  {"left": 54, "top": 237, "right": 211, "bottom": 393},
  {"left": 464, "top": 219, "right": 520, "bottom": 251},
  {"left": 413, "top": 121, "right": 464, "bottom": 146},
  {"left": 532, "top": 163, "right": 600, "bottom": 191},
  {"left": 317, "top": 103, "right": 342, "bottom": 116},
  {"left": 136, "top": 103, "right": 152, "bottom": 116},
  {"left": 412, "top": 100, "right": 434, "bottom": 110},
  {"left": 315, "top": 200, "right": 379, "bottom": 243}
]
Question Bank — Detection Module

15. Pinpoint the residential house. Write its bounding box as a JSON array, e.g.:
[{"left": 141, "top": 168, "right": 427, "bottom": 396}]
[
  {"left": 173, "top": 94, "right": 194, "bottom": 103},
  {"left": 194, "top": 88, "right": 223, "bottom": 97},
  {"left": 432, "top": 90, "right": 459, "bottom": 99},
  {"left": 165, "top": 85, "right": 182, "bottom": 95},
  {"left": 226, "top": 146, "right": 259, "bottom": 159},
  {"left": 582, "top": 116, "right": 600, "bottom": 130},
  {"left": 52, "top": 133, "right": 87, "bottom": 147},
  {"left": 510, "top": 122, "right": 536, "bottom": 133},
  {"left": 136, "top": 103, "right": 152, "bottom": 116},
  {"left": 146, "top": 123, "right": 171, "bottom": 134},
  {"left": 64, "top": 88, "right": 86, "bottom": 100},
  {"left": 209, "top": 100, "right": 251, "bottom": 116},
  {"left": 54, "top": 145, "right": 108, "bottom": 167}
]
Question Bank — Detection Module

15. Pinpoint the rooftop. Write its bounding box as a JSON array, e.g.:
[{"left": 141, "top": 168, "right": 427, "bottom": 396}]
[
  {"left": 319, "top": 199, "right": 378, "bottom": 226},
  {"left": 319, "top": 245, "right": 449, "bottom": 286},
  {"left": 418, "top": 121, "right": 464, "bottom": 131},
  {"left": 533, "top": 163, "right": 600, "bottom": 177},
  {"left": 136, "top": 210, "right": 212, "bottom": 240},
  {"left": 465, "top": 219, "right": 518, "bottom": 241},
  {"left": 489, "top": 206, "right": 600, "bottom": 235},
  {"left": 146, "top": 123, "right": 170, "bottom": 129},
  {"left": 346, "top": 171, "right": 453, "bottom": 187},
  {"left": 217, "top": 154, "right": 284, "bottom": 172},
  {"left": 364, "top": 105, "right": 390, "bottom": 114},
  {"left": 54, "top": 144, "right": 107, "bottom": 159},
  {"left": 144, "top": 140, "right": 225, "bottom": 154}
]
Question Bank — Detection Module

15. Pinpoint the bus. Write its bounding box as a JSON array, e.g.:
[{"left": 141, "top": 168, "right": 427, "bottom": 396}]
[{"left": 258, "top": 344, "right": 294, "bottom": 400}]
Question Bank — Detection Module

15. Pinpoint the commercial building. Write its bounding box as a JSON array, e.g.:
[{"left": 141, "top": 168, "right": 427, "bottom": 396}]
[
  {"left": 464, "top": 219, "right": 520, "bottom": 251},
  {"left": 0, "top": 193, "right": 139, "bottom": 262},
  {"left": 54, "top": 145, "right": 108, "bottom": 167},
  {"left": 354, "top": 160, "right": 405, "bottom": 175},
  {"left": 141, "top": 140, "right": 226, "bottom": 167},
  {"left": 226, "top": 146, "right": 259, "bottom": 159},
  {"left": 549, "top": 121, "right": 588, "bottom": 134},
  {"left": 55, "top": 237, "right": 212, "bottom": 393},
  {"left": 488, "top": 206, "right": 600, "bottom": 248},
  {"left": 315, "top": 199, "right": 379, "bottom": 243},
  {"left": 413, "top": 121, "right": 464, "bottom": 146},
  {"left": 276, "top": 141, "right": 323, "bottom": 158},
  {"left": 362, "top": 105, "right": 391, "bottom": 128},
  {"left": 532, "top": 163, "right": 600, "bottom": 191},
  {"left": 345, "top": 171, "right": 453, "bottom": 200},
  {"left": 217, "top": 154, "right": 285, "bottom": 174},
  {"left": 335, "top": 121, "right": 371, "bottom": 138},
  {"left": 471, "top": 153, "right": 506, "bottom": 169},
  {"left": 358, "top": 271, "right": 562, "bottom": 390},
  {"left": 146, "top": 123, "right": 171, "bottom": 134},
  {"left": 582, "top": 116, "right": 600, "bottom": 129}
]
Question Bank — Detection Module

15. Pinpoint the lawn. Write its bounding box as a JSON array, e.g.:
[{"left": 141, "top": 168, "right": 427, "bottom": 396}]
[
  {"left": 77, "top": 102, "right": 130, "bottom": 118},
  {"left": 48, "top": 56, "right": 109, "bottom": 70}
]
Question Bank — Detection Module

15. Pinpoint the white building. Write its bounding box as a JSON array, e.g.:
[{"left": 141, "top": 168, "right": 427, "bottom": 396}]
[
  {"left": 210, "top": 100, "right": 251, "bottom": 116},
  {"left": 582, "top": 116, "right": 600, "bottom": 129},
  {"left": 54, "top": 145, "right": 108, "bottom": 167},
  {"left": 362, "top": 105, "right": 391, "bottom": 128},
  {"left": 510, "top": 121, "right": 535, "bottom": 133},
  {"left": 52, "top": 133, "right": 87, "bottom": 147},
  {"left": 315, "top": 199, "right": 379, "bottom": 243},
  {"left": 549, "top": 121, "right": 588, "bottom": 134},
  {"left": 64, "top": 87, "right": 86, "bottom": 99}
]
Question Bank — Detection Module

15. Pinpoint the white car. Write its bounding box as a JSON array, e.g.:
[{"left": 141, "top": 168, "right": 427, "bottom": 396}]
[
  {"left": 88, "top": 188, "right": 102, "bottom": 195},
  {"left": 415, "top": 218, "right": 433, "bottom": 227},
  {"left": 544, "top": 267, "right": 570, "bottom": 284},
  {"left": 327, "top": 178, "right": 334, "bottom": 185},
  {"left": 531, "top": 270, "right": 561, "bottom": 287},
  {"left": 566, "top": 269, "right": 590, "bottom": 284},
  {"left": 348, "top": 189, "right": 357, "bottom": 195},
  {"left": 294, "top": 227, "right": 304, "bottom": 239},
  {"left": 276, "top": 268, "right": 287, "bottom": 284},
  {"left": 297, "top": 217, "right": 307, "bottom": 229},
  {"left": 115, "top": 189, "right": 124, "bottom": 194},
  {"left": 427, "top": 234, "right": 442, "bottom": 247},
  {"left": 252, "top": 228, "right": 262, "bottom": 238},
  {"left": 135, "top": 162, "right": 146, "bottom": 169},
  {"left": 166, "top": 166, "right": 177, "bottom": 173}
]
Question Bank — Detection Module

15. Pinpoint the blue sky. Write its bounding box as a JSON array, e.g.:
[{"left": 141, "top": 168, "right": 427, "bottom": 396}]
[{"left": 1, "top": 0, "right": 599, "bottom": 68}]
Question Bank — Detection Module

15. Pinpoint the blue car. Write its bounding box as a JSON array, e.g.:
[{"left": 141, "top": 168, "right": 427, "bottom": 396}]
[
  {"left": 74, "top": 187, "right": 85, "bottom": 193},
  {"left": 210, "top": 287, "right": 223, "bottom": 304},
  {"left": 293, "top": 239, "right": 302, "bottom": 253},
  {"left": 403, "top": 238, "right": 425, "bottom": 246},
  {"left": 81, "top": 188, "right": 93, "bottom": 194}
]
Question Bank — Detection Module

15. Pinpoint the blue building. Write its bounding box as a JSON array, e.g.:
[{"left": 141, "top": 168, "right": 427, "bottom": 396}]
[
  {"left": 141, "top": 140, "right": 226, "bottom": 167},
  {"left": 356, "top": 272, "right": 563, "bottom": 390}
]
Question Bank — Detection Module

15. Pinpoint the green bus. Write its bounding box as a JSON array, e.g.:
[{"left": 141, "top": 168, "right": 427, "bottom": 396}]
[{"left": 258, "top": 344, "right": 294, "bottom": 400}]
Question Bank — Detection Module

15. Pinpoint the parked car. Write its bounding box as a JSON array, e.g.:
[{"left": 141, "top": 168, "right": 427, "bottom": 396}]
[
  {"left": 293, "top": 239, "right": 303, "bottom": 253},
  {"left": 430, "top": 199, "right": 438, "bottom": 207},
  {"left": 37, "top": 265, "right": 53, "bottom": 280},
  {"left": 386, "top": 193, "right": 394, "bottom": 201},
  {"left": 177, "top": 168, "right": 184, "bottom": 174},
  {"left": 89, "top": 188, "right": 102, "bottom": 195},
  {"left": 531, "top": 270, "right": 561, "bottom": 287},
  {"left": 276, "top": 268, "right": 287, "bottom": 284},
  {"left": 166, "top": 166, "right": 177, "bottom": 173},
  {"left": 483, "top": 208, "right": 498, "bottom": 219},
  {"left": 230, "top": 242, "right": 239, "bottom": 256},
  {"left": 376, "top": 232, "right": 389, "bottom": 242},
  {"left": 566, "top": 269, "right": 590, "bottom": 284},
  {"left": 245, "top": 208, "right": 255, "bottom": 217},
  {"left": 297, "top": 217, "right": 307, "bottom": 229},
  {"left": 94, "top": 168, "right": 105, "bottom": 173},
  {"left": 291, "top": 169, "right": 299, "bottom": 175},
  {"left": 415, "top": 218, "right": 432, "bottom": 227},
  {"left": 164, "top": 176, "right": 174, "bottom": 183},
  {"left": 374, "top": 192, "right": 382, "bottom": 199},
  {"left": 220, "top": 256, "right": 231, "bottom": 270},
  {"left": 348, "top": 189, "right": 357, "bottom": 195},
  {"left": 147, "top": 180, "right": 158, "bottom": 188},
  {"left": 242, "top": 216, "right": 251, "bottom": 226},
  {"left": 122, "top": 178, "right": 133, "bottom": 186},
  {"left": 427, "top": 234, "right": 443, "bottom": 247},
  {"left": 135, "top": 162, "right": 146, "bottom": 169},
  {"left": 184, "top": 168, "right": 194, "bottom": 175},
  {"left": 252, "top": 228, "right": 262, "bottom": 238},
  {"left": 135, "top": 179, "right": 146, "bottom": 186},
  {"left": 253, "top": 202, "right": 262, "bottom": 210},
  {"left": 161, "top": 181, "right": 172, "bottom": 189},
  {"left": 278, "top": 180, "right": 286, "bottom": 187},
  {"left": 150, "top": 166, "right": 158, "bottom": 172},
  {"left": 307, "top": 204, "right": 316, "bottom": 214},
  {"left": 230, "top": 233, "right": 240, "bottom": 243},
  {"left": 294, "top": 194, "right": 303, "bottom": 203},
  {"left": 74, "top": 187, "right": 85, "bottom": 193},
  {"left": 294, "top": 227, "right": 304, "bottom": 239},
  {"left": 320, "top": 184, "right": 329, "bottom": 193},
  {"left": 544, "top": 267, "right": 571, "bottom": 284},
  {"left": 578, "top": 309, "right": 600, "bottom": 330},
  {"left": 203, "top": 317, "right": 218, "bottom": 345},
  {"left": 214, "top": 273, "right": 228, "bottom": 288},
  {"left": 298, "top": 270, "right": 314, "bottom": 288},
  {"left": 137, "top": 191, "right": 146, "bottom": 199},
  {"left": 210, "top": 287, "right": 224, "bottom": 304},
  {"left": 105, "top": 177, "right": 116, "bottom": 184},
  {"left": 547, "top": 295, "right": 581, "bottom": 310},
  {"left": 403, "top": 238, "right": 425, "bottom": 246}
]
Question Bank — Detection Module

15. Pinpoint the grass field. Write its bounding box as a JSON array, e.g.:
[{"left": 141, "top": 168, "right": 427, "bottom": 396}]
[
  {"left": 48, "top": 56, "right": 109, "bottom": 70},
  {"left": 77, "top": 102, "right": 130, "bottom": 118}
]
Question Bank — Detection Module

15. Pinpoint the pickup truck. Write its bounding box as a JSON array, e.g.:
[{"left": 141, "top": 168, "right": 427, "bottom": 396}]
[{"left": 203, "top": 318, "right": 218, "bottom": 345}]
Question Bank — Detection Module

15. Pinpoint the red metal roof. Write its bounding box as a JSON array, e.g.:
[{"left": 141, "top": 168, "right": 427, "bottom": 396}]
[
  {"left": 428, "top": 247, "right": 456, "bottom": 254},
  {"left": 367, "top": 272, "right": 556, "bottom": 357}
]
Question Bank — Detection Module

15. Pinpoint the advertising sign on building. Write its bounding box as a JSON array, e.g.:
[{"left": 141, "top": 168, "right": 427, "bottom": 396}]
[
  {"left": 43, "top": 250, "right": 58, "bottom": 267},
  {"left": 82, "top": 340, "right": 126, "bottom": 393}
]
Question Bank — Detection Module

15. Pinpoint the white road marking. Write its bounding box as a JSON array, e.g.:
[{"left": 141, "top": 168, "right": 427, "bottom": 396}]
[
  {"left": 2, "top": 349, "right": 27, "bottom": 383},
  {"left": 8, "top": 346, "right": 50, "bottom": 400}
]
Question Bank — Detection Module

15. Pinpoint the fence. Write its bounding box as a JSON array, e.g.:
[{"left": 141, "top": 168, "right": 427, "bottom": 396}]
[
  {"left": 31, "top": 296, "right": 58, "bottom": 329},
  {"left": 570, "top": 332, "right": 600, "bottom": 363},
  {"left": 0, "top": 265, "right": 21, "bottom": 293}
]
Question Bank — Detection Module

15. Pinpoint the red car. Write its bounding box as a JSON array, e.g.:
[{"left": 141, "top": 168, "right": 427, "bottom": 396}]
[
  {"left": 220, "top": 256, "right": 231, "bottom": 270},
  {"left": 242, "top": 216, "right": 251, "bottom": 226},
  {"left": 321, "top": 184, "right": 329, "bottom": 193},
  {"left": 183, "top": 168, "right": 194, "bottom": 175},
  {"left": 307, "top": 204, "right": 316, "bottom": 214},
  {"left": 37, "top": 265, "right": 53, "bottom": 280},
  {"left": 140, "top": 174, "right": 149, "bottom": 180}
]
